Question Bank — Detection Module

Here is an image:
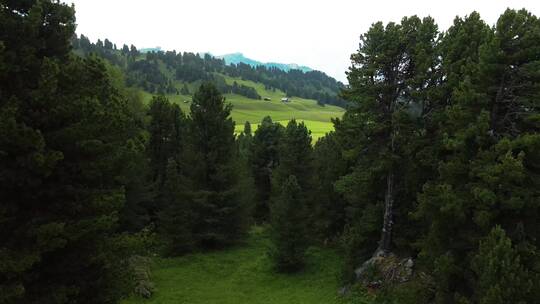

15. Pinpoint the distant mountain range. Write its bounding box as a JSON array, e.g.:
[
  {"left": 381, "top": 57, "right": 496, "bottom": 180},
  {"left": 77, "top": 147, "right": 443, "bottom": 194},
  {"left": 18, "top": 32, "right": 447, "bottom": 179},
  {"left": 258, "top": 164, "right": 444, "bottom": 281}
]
[{"left": 216, "top": 53, "right": 313, "bottom": 73}]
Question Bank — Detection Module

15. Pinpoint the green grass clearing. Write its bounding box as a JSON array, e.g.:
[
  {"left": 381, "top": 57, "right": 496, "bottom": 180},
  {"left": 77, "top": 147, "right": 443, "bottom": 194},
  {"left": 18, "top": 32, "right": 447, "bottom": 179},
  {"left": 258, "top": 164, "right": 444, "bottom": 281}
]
[
  {"left": 234, "top": 120, "right": 334, "bottom": 142},
  {"left": 122, "top": 227, "right": 365, "bottom": 304}
]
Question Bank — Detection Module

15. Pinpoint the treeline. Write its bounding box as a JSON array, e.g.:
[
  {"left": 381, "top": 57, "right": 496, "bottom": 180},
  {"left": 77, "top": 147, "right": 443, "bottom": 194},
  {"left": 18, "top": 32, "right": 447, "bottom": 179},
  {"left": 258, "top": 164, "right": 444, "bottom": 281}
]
[
  {"left": 213, "top": 78, "right": 262, "bottom": 100},
  {"left": 73, "top": 36, "right": 346, "bottom": 106}
]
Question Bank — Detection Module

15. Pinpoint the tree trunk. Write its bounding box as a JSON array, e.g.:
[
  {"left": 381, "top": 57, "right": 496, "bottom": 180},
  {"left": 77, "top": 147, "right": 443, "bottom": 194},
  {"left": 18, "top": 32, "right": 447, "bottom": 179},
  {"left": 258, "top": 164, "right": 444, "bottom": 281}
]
[
  {"left": 377, "top": 169, "right": 395, "bottom": 255},
  {"left": 377, "top": 131, "right": 395, "bottom": 256}
]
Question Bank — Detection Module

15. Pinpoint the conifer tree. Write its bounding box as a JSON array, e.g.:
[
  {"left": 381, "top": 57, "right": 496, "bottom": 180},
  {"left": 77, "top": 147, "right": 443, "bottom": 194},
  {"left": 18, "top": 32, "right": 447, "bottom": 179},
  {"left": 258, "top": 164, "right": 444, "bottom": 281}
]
[
  {"left": 158, "top": 159, "right": 194, "bottom": 255},
  {"left": 237, "top": 121, "right": 253, "bottom": 160},
  {"left": 338, "top": 15, "right": 439, "bottom": 263},
  {"left": 249, "top": 116, "right": 284, "bottom": 221},
  {"left": 0, "top": 1, "right": 139, "bottom": 301},
  {"left": 312, "top": 132, "right": 347, "bottom": 241},
  {"left": 184, "top": 83, "right": 248, "bottom": 247},
  {"left": 146, "top": 96, "right": 187, "bottom": 233},
  {"left": 272, "top": 119, "right": 314, "bottom": 197},
  {"left": 267, "top": 119, "right": 314, "bottom": 272},
  {"left": 472, "top": 226, "right": 534, "bottom": 304},
  {"left": 269, "top": 175, "right": 308, "bottom": 272},
  {"left": 412, "top": 9, "right": 540, "bottom": 302}
]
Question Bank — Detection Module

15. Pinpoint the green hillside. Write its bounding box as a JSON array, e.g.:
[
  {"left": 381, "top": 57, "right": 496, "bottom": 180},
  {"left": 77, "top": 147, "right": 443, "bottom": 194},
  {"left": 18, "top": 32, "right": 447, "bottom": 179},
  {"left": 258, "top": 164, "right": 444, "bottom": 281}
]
[{"left": 141, "top": 76, "right": 345, "bottom": 141}]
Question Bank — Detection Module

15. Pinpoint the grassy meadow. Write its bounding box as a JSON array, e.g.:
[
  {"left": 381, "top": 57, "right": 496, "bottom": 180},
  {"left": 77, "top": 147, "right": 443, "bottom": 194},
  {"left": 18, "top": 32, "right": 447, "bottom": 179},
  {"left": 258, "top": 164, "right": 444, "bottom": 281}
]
[
  {"left": 141, "top": 76, "right": 345, "bottom": 142},
  {"left": 122, "top": 227, "right": 370, "bottom": 304}
]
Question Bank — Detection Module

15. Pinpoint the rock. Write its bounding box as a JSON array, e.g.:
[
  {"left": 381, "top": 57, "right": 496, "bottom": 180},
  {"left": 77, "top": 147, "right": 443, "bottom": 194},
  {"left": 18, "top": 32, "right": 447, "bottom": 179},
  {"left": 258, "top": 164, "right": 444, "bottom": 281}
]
[{"left": 353, "top": 253, "right": 414, "bottom": 289}]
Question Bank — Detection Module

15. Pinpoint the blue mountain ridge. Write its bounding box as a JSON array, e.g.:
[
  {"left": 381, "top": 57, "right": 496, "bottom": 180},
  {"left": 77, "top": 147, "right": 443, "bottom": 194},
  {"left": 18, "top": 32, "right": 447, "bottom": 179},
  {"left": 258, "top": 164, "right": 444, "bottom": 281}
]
[
  {"left": 216, "top": 52, "right": 313, "bottom": 73},
  {"left": 138, "top": 49, "right": 313, "bottom": 73}
]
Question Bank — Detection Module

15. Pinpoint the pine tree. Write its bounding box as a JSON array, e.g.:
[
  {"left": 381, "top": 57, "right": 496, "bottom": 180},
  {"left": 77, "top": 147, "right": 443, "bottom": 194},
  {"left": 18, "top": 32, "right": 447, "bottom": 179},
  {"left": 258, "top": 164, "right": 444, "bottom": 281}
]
[
  {"left": 312, "top": 132, "right": 347, "bottom": 241},
  {"left": 237, "top": 121, "right": 253, "bottom": 160},
  {"left": 0, "top": 2, "right": 139, "bottom": 301},
  {"left": 269, "top": 175, "right": 308, "bottom": 272},
  {"left": 338, "top": 15, "right": 439, "bottom": 261},
  {"left": 472, "top": 226, "right": 533, "bottom": 304},
  {"left": 185, "top": 83, "right": 248, "bottom": 247},
  {"left": 272, "top": 119, "right": 314, "bottom": 198},
  {"left": 412, "top": 9, "right": 540, "bottom": 302},
  {"left": 158, "top": 159, "right": 194, "bottom": 255},
  {"left": 249, "top": 116, "right": 284, "bottom": 222}
]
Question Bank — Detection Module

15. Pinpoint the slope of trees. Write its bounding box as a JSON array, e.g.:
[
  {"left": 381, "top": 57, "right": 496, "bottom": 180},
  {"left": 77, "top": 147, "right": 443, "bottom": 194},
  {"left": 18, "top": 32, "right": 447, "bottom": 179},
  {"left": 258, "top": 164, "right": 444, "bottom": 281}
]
[{"left": 72, "top": 36, "right": 346, "bottom": 106}]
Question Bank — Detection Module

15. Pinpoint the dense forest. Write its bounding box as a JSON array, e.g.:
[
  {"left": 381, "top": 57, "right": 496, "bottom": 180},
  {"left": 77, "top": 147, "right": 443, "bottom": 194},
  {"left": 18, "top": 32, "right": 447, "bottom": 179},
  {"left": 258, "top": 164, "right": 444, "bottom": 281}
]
[
  {"left": 1, "top": 1, "right": 539, "bottom": 304},
  {"left": 72, "top": 35, "right": 347, "bottom": 107}
]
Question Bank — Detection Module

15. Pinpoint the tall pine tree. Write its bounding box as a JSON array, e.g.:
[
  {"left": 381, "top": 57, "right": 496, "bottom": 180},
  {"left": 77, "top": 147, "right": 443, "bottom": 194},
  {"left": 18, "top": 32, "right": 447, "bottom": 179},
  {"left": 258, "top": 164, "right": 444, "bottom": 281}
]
[
  {"left": 184, "top": 83, "right": 249, "bottom": 247},
  {"left": 249, "top": 116, "right": 284, "bottom": 222},
  {"left": 269, "top": 175, "right": 308, "bottom": 272}
]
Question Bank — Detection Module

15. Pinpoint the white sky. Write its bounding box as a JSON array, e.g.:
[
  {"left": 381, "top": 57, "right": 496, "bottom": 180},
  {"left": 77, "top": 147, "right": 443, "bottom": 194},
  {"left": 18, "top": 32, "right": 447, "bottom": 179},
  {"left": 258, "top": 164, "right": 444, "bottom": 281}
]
[{"left": 67, "top": 0, "right": 540, "bottom": 82}]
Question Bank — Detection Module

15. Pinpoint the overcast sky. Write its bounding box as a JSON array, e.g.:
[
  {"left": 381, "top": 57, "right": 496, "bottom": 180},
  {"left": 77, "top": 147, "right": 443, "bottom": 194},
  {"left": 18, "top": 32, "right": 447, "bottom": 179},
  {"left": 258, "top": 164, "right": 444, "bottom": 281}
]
[{"left": 67, "top": 0, "right": 540, "bottom": 82}]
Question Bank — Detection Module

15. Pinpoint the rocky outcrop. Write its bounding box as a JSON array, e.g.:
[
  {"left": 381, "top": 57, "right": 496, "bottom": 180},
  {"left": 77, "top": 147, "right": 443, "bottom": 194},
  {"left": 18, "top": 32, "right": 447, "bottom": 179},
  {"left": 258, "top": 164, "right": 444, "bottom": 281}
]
[{"left": 353, "top": 252, "right": 414, "bottom": 290}]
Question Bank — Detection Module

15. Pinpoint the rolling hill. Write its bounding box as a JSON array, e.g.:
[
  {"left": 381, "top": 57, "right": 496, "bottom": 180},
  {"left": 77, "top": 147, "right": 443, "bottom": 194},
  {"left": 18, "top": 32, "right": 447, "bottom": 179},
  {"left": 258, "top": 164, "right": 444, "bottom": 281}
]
[
  {"left": 139, "top": 75, "right": 344, "bottom": 141},
  {"left": 73, "top": 36, "right": 345, "bottom": 141}
]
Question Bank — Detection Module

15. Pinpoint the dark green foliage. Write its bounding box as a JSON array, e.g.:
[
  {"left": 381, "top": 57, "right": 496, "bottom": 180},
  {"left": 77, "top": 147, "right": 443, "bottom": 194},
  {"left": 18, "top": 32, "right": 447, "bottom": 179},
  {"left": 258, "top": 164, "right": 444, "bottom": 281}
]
[
  {"left": 336, "top": 15, "right": 439, "bottom": 275},
  {"left": 147, "top": 95, "right": 187, "bottom": 229},
  {"left": 0, "top": 2, "right": 157, "bottom": 302},
  {"left": 158, "top": 159, "right": 194, "bottom": 255},
  {"left": 272, "top": 119, "right": 314, "bottom": 197},
  {"left": 411, "top": 9, "right": 540, "bottom": 302},
  {"left": 336, "top": 9, "right": 540, "bottom": 304},
  {"left": 147, "top": 96, "right": 185, "bottom": 188},
  {"left": 249, "top": 116, "right": 284, "bottom": 222},
  {"left": 0, "top": 1, "right": 139, "bottom": 302},
  {"left": 237, "top": 121, "right": 253, "bottom": 160},
  {"left": 269, "top": 175, "right": 308, "bottom": 272},
  {"left": 267, "top": 120, "right": 314, "bottom": 272},
  {"left": 471, "top": 226, "right": 534, "bottom": 304},
  {"left": 183, "top": 83, "right": 249, "bottom": 247},
  {"left": 312, "top": 132, "right": 347, "bottom": 241},
  {"left": 229, "top": 81, "right": 261, "bottom": 99}
]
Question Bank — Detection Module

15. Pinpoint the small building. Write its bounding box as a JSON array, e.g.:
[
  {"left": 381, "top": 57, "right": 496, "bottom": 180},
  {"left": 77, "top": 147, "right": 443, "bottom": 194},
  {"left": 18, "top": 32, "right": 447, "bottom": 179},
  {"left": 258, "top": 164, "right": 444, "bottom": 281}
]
[{"left": 281, "top": 97, "right": 290, "bottom": 102}]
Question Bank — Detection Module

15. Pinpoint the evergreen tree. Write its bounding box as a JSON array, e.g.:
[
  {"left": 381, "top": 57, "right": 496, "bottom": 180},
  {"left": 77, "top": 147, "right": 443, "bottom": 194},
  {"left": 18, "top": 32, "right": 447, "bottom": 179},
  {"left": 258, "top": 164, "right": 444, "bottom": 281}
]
[
  {"left": 338, "top": 15, "right": 439, "bottom": 263},
  {"left": 249, "top": 116, "right": 284, "bottom": 222},
  {"left": 412, "top": 10, "right": 540, "bottom": 302},
  {"left": 312, "top": 132, "right": 347, "bottom": 241},
  {"left": 471, "top": 226, "right": 534, "bottom": 304},
  {"left": 268, "top": 119, "right": 314, "bottom": 268},
  {"left": 237, "top": 121, "right": 253, "bottom": 160},
  {"left": 0, "top": 1, "right": 139, "bottom": 301},
  {"left": 184, "top": 83, "right": 248, "bottom": 247},
  {"left": 158, "top": 159, "right": 194, "bottom": 255},
  {"left": 269, "top": 175, "right": 308, "bottom": 272},
  {"left": 147, "top": 96, "right": 185, "bottom": 179},
  {"left": 272, "top": 119, "right": 314, "bottom": 200}
]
